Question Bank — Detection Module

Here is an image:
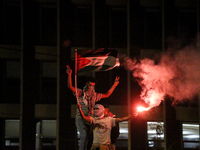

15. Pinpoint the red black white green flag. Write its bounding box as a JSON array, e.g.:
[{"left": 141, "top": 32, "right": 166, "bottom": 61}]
[{"left": 76, "top": 48, "right": 120, "bottom": 73}]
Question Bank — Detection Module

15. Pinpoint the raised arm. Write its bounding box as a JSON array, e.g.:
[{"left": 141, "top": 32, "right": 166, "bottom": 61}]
[
  {"left": 101, "top": 76, "right": 120, "bottom": 99},
  {"left": 78, "top": 103, "right": 91, "bottom": 122},
  {"left": 115, "top": 113, "right": 138, "bottom": 123},
  {"left": 66, "top": 65, "right": 76, "bottom": 93}
]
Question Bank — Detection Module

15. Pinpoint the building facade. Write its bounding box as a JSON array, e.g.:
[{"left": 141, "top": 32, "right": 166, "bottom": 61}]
[{"left": 0, "top": 0, "right": 199, "bottom": 150}]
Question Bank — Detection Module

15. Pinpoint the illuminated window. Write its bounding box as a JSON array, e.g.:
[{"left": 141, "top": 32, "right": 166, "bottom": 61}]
[
  {"left": 5, "top": 119, "right": 56, "bottom": 148},
  {"left": 118, "top": 121, "right": 128, "bottom": 139},
  {"left": 5, "top": 120, "right": 19, "bottom": 146},
  {"left": 36, "top": 120, "right": 56, "bottom": 147},
  {"left": 147, "top": 121, "right": 164, "bottom": 148},
  {"left": 182, "top": 123, "right": 199, "bottom": 149},
  {"left": 114, "top": 121, "right": 129, "bottom": 148}
]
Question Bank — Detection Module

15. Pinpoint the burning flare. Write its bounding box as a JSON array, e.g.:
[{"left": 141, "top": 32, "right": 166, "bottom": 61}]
[{"left": 137, "top": 106, "right": 150, "bottom": 112}]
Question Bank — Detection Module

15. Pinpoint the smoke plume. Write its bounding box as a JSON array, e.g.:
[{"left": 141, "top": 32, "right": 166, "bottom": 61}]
[{"left": 120, "top": 45, "right": 200, "bottom": 109}]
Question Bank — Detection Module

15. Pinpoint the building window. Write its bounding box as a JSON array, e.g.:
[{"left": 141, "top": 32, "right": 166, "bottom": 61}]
[
  {"left": 182, "top": 123, "right": 199, "bottom": 149},
  {"left": 5, "top": 119, "right": 19, "bottom": 146},
  {"left": 38, "top": 120, "right": 56, "bottom": 147},
  {"left": 116, "top": 121, "right": 128, "bottom": 148},
  {"left": 147, "top": 121, "right": 164, "bottom": 148},
  {"left": 5, "top": 119, "right": 56, "bottom": 148}
]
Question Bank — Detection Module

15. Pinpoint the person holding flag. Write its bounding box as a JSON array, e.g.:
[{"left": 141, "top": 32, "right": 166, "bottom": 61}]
[{"left": 66, "top": 65, "right": 120, "bottom": 150}]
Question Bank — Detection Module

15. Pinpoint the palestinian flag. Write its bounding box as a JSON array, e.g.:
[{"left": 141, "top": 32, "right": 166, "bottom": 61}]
[{"left": 76, "top": 48, "right": 120, "bottom": 73}]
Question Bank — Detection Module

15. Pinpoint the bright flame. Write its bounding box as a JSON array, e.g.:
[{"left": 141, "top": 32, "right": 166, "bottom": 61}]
[{"left": 137, "top": 106, "right": 149, "bottom": 112}]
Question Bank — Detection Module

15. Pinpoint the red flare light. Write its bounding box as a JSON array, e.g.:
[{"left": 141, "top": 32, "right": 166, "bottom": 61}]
[{"left": 137, "top": 106, "right": 149, "bottom": 112}]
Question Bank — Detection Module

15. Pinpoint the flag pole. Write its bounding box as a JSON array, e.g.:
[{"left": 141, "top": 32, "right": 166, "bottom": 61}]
[{"left": 75, "top": 49, "right": 78, "bottom": 104}]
